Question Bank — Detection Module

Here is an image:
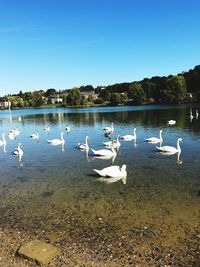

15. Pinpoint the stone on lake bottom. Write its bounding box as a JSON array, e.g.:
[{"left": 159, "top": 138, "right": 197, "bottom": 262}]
[{"left": 17, "top": 239, "right": 60, "bottom": 266}]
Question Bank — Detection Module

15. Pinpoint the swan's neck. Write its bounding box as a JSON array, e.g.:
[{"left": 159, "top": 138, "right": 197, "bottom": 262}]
[
  {"left": 2, "top": 133, "right": 5, "bottom": 143},
  {"left": 134, "top": 129, "right": 137, "bottom": 138},
  {"left": 177, "top": 139, "right": 181, "bottom": 151},
  {"left": 159, "top": 131, "right": 163, "bottom": 142},
  {"left": 85, "top": 137, "right": 88, "bottom": 147},
  {"left": 111, "top": 147, "right": 116, "bottom": 154},
  {"left": 61, "top": 133, "right": 64, "bottom": 141}
]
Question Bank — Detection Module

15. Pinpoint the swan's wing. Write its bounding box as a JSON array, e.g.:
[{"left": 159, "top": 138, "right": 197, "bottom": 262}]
[
  {"left": 156, "top": 145, "right": 174, "bottom": 152},
  {"left": 94, "top": 166, "right": 120, "bottom": 177}
]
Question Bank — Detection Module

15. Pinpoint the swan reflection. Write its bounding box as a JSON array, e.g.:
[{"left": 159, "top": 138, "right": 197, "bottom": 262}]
[
  {"left": 92, "top": 154, "right": 116, "bottom": 164},
  {"left": 159, "top": 151, "right": 183, "bottom": 165},
  {"left": 98, "top": 176, "right": 127, "bottom": 185}
]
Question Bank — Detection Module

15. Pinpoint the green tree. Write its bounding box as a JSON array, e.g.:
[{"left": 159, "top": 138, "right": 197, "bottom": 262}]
[
  {"left": 66, "top": 88, "right": 81, "bottom": 106},
  {"left": 128, "top": 82, "right": 145, "bottom": 104},
  {"left": 161, "top": 76, "right": 186, "bottom": 103}
]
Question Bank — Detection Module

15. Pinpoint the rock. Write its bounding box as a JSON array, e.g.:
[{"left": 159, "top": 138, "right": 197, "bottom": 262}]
[{"left": 17, "top": 239, "right": 60, "bottom": 266}]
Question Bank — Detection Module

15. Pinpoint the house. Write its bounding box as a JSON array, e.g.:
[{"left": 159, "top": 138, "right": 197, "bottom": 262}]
[
  {"left": 80, "top": 91, "right": 99, "bottom": 100},
  {"left": 50, "top": 94, "right": 63, "bottom": 104},
  {"left": 0, "top": 99, "right": 11, "bottom": 109}
]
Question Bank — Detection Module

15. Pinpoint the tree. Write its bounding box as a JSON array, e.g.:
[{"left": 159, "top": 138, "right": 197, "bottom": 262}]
[
  {"left": 128, "top": 82, "right": 145, "bottom": 104},
  {"left": 161, "top": 76, "right": 186, "bottom": 103},
  {"left": 45, "top": 88, "right": 56, "bottom": 97},
  {"left": 66, "top": 88, "right": 81, "bottom": 106}
]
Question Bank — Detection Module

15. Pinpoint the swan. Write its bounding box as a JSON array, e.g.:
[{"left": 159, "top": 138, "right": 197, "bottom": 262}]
[
  {"left": 13, "top": 143, "right": 23, "bottom": 156},
  {"left": 48, "top": 132, "right": 65, "bottom": 145},
  {"left": 167, "top": 120, "right": 176, "bottom": 125},
  {"left": 30, "top": 131, "right": 39, "bottom": 140},
  {"left": 121, "top": 128, "right": 137, "bottom": 141},
  {"left": 196, "top": 110, "right": 199, "bottom": 119},
  {"left": 78, "top": 136, "right": 89, "bottom": 150},
  {"left": 0, "top": 133, "right": 6, "bottom": 146},
  {"left": 145, "top": 130, "right": 163, "bottom": 144},
  {"left": 65, "top": 126, "right": 70, "bottom": 133},
  {"left": 103, "top": 136, "right": 121, "bottom": 148},
  {"left": 93, "top": 164, "right": 127, "bottom": 178},
  {"left": 156, "top": 138, "right": 182, "bottom": 153},
  {"left": 9, "top": 128, "right": 20, "bottom": 136},
  {"left": 103, "top": 123, "right": 114, "bottom": 133},
  {"left": 44, "top": 125, "right": 50, "bottom": 131},
  {"left": 91, "top": 147, "right": 117, "bottom": 157}
]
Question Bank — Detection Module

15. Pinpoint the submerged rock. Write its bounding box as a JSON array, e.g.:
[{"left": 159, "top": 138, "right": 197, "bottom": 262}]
[{"left": 17, "top": 239, "right": 60, "bottom": 266}]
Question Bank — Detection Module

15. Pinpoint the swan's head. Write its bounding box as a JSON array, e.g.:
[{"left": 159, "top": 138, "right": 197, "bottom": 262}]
[
  {"left": 134, "top": 128, "right": 137, "bottom": 131},
  {"left": 160, "top": 130, "right": 163, "bottom": 133},
  {"left": 178, "top": 138, "right": 183, "bottom": 142},
  {"left": 18, "top": 143, "right": 22, "bottom": 147}
]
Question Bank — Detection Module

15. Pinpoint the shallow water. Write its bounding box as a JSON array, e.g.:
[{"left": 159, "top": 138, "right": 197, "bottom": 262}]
[{"left": 0, "top": 104, "right": 200, "bottom": 265}]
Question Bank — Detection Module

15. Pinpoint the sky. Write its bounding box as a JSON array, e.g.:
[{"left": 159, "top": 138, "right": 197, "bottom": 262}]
[{"left": 0, "top": 0, "right": 200, "bottom": 95}]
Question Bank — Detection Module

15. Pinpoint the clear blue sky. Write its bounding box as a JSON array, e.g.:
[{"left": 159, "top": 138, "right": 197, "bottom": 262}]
[{"left": 0, "top": 0, "right": 200, "bottom": 95}]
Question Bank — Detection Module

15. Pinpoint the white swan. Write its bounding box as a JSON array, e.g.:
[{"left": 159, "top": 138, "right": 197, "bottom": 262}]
[
  {"left": 44, "top": 125, "right": 50, "bottom": 131},
  {"left": 156, "top": 138, "right": 182, "bottom": 153},
  {"left": 103, "top": 122, "right": 114, "bottom": 133},
  {"left": 0, "top": 133, "right": 6, "bottom": 146},
  {"left": 145, "top": 130, "right": 163, "bottom": 144},
  {"left": 121, "top": 128, "right": 137, "bottom": 141},
  {"left": 13, "top": 143, "right": 23, "bottom": 156},
  {"left": 9, "top": 128, "right": 20, "bottom": 136},
  {"left": 48, "top": 132, "right": 65, "bottom": 145},
  {"left": 93, "top": 164, "right": 127, "bottom": 178},
  {"left": 78, "top": 136, "right": 89, "bottom": 150},
  {"left": 30, "top": 131, "right": 39, "bottom": 140},
  {"left": 196, "top": 110, "right": 199, "bottom": 119},
  {"left": 103, "top": 136, "right": 121, "bottom": 148},
  {"left": 91, "top": 147, "right": 116, "bottom": 157},
  {"left": 167, "top": 120, "right": 176, "bottom": 125},
  {"left": 65, "top": 126, "right": 70, "bottom": 133}
]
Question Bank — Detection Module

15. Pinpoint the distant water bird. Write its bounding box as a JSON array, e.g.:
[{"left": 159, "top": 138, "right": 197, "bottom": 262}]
[
  {"left": 103, "top": 136, "right": 121, "bottom": 149},
  {"left": 121, "top": 128, "right": 137, "bottom": 141},
  {"left": 145, "top": 130, "right": 163, "bottom": 144},
  {"left": 13, "top": 143, "right": 23, "bottom": 156},
  {"left": 44, "top": 125, "right": 50, "bottom": 132},
  {"left": 9, "top": 128, "right": 20, "bottom": 136},
  {"left": 93, "top": 164, "right": 127, "bottom": 178},
  {"left": 196, "top": 110, "right": 199, "bottom": 119},
  {"left": 18, "top": 116, "right": 22, "bottom": 122},
  {"left": 8, "top": 132, "right": 16, "bottom": 140},
  {"left": 167, "top": 120, "right": 176, "bottom": 125},
  {"left": 65, "top": 126, "right": 70, "bottom": 134},
  {"left": 30, "top": 131, "right": 39, "bottom": 140},
  {"left": 0, "top": 133, "right": 6, "bottom": 146},
  {"left": 156, "top": 138, "right": 182, "bottom": 153},
  {"left": 91, "top": 147, "right": 117, "bottom": 157},
  {"left": 48, "top": 132, "right": 65, "bottom": 145},
  {"left": 190, "top": 109, "right": 194, "bottom": 121},
  {"left": 78, "top": 136, "right": 89, "bottom": 150},
  {"left": 103, "top": 122, "right": 114, "bottom": 133}
]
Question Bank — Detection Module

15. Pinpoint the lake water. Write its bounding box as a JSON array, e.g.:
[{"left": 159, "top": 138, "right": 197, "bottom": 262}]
[{"left": 0, "top": 104, "right": 200, "bottom": 266}]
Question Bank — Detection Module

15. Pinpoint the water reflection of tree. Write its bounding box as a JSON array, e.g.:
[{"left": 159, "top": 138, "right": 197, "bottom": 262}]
[{"left": 16, "top": 106, "right": 200, "bottom": 134}]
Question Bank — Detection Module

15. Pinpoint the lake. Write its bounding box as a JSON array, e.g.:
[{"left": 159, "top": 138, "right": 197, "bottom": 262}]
[{"left": 0, "top": 104, "right": 200, "bottom": 266}]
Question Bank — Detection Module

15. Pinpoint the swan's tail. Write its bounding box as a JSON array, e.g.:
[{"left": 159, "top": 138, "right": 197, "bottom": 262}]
[
  {"left": 156, "top": 146, "right": 162, "bottom": 151},
  {"left": 91, "top": 148, "right": 96, "bottom": 154}
]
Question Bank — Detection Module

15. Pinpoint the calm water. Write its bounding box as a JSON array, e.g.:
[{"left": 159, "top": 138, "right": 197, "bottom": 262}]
[{"left": 0, "top": 104, "right": 200, "bottom": 265}]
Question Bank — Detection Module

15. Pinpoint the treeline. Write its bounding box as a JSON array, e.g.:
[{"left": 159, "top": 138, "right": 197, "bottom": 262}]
[{"left": 1, "top": 65, "right": 200, "bottom": 108}]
